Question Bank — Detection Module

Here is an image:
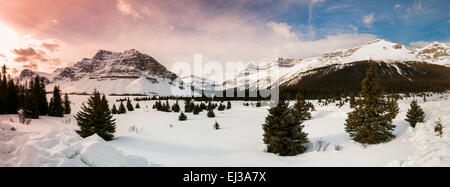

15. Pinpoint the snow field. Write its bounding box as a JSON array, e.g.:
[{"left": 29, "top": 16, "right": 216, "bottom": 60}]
[{"left": 1, "top": 93, "right": 449, "bottom": 166}]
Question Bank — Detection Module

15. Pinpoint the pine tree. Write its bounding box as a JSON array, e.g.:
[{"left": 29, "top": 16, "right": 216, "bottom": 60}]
[
  {"left": 179, "top": 112, "right": 187, "bottom": 121},
  {"left": 405, "top": 100, "right": 425, "bottom": 128},
  {"left": 6, "top": 78, "right": 19, "bottom": 114},
  {"left": 184, "top": 99, "right": 192, "bottom": 113},
  {"left": 171, "top": 100, "right": 180, "bottom": 112},
  {"left": 63, "top": 93, "right": 71, "bottom": 114},
  {"left": 262, "top": 99, "right": 309, "bottom": 156},
  {"left": 75, "top": 91, "right": 116, "bottom": 141},
  {"left": 48, "top": 86, "right": 64, "bottom": 117},
  {"left": 218, "top": 104, "right": 225, "bottom": 111},
  {"left": 193, "top": 104, "right": 200, "bottom": 115},
  {"left": 214, "top": 121, "right": 220, "bottom": 130},
  {"left": 111, "top": 104, "right": 118, "bottom": 114},
  {"left": 207, "top": 108, "right": 215, "bottom": 118},
  {"left": 23, "top": 89, "right": 39, "bottom": 119},
  {"left": 349, "top": 92, "right": 356, "bottom": 108},
  {"left": 345, "top": 63, "right": 399, "bottom": 144},
  {"left": 292, "top": 94, "right": 312, "bottom": 122},
  {"left": 135, "top": 102, "right": 140, "bottom": 109},
  {"left": 434, "top": 119, "right": 443, "bottom": 137},
  {"left": 118, "top": 101, "right": 127, "bottom": 114},
  {"left": 0, "top": 65, "right": 6, "bottom": 114},
  {"left": 126, "top": 98, "right": 134, "bottom": 111}
]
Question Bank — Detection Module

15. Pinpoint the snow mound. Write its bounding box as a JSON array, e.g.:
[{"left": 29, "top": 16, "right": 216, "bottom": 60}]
[
  {"left": 0, "top": 124, "right": 155, "bottom": 167},
  {"left": 73, "top": 134, "right": 151, "bottom": 167},
  {"left": 388, "top": 100, "right": 450, "bottom": 167}
]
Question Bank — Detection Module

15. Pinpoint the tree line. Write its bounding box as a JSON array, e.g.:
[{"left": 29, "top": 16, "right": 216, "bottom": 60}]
[{"left": 0, "top": 65, "right": 71, "bottom": 118}]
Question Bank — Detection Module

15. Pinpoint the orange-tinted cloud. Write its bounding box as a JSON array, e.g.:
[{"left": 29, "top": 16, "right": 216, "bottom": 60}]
[
  {"left": 41, "top": 42, "right": 60, "bottom": 52},
  {"left": 12, "top": 47, "right": 49, "bottom": 63}
]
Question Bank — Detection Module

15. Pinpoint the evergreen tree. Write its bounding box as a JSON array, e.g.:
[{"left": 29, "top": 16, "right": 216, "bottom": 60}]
[
  {"left": 218, "top": 104, "right": 225, "bottom": 111},
  {"left": 135, "top": 102, "right": 140, "bottom": 109},
  {"left": 75, "top": 91, "right": 116, "bottom": 141},
  {"left": 262, "top": 99, "right": 309, "bottom": 156},
  {"left": 345, "top": 63, "right": 399, "bottom": 144},
  {"left": 0, "top": 65, "right": 7, "bottom": 114},
  {"left": 405, "top": 100, "right": 426, "bottom": 128},
  {"left": 214, "top": 121, "right": 220, "bottom": 130},
  {"left": 126, "top": 98, "right": 134, "bottom": 111},
  {"left": 23, "top": 89, "right": 40, "bottom": 118},
  {"left": 207, "top": 108, "right": 215, "bottom": 118},
  {"left": 179, "top": 112, "right": 187, "bottom": 121},
  {"left": 6, "top": 78, "right": 19, "bottom": 114},
  {"left": 184, "top": 99, "right": 192, "bottom": 113},
  {"left": 118, "top": 101, "right": 127, "bottom": 114},
  {"left": 171, "top": 100, "right": 180, "bottom": 112},
  {"left": 349, "top": 92, "right": 356, "bottom": 108},
  {"left": 292, "top": 94, "right": 312, "bottom": 122},
  {"left": 63, "top": 93, "right": 71, "bottom": 114},
  {"left": 193, "top": 104, "right": 200, "bottom": 115},
  {"left": 48, "top": 86, "right": 64, "bottom": 117},
  {"left": 111, "top": 104, "right": 118, "bottom": 114}
]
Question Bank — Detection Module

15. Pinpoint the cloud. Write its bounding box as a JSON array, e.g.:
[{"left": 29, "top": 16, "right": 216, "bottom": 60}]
[
  {"left": 267, "top": 21, "right": 298, "bottom": 40},
  {"left": 116, "top": 0, "right": 141, "bottom": 18},
  {"left": 394, "top": 4, "right": 401, "bottom": 10},
  {"left": 0, "top": 0, "right": 380, "bottom": 76},
  {"left": 363, "top": 13, "right": 375, "bottom": 27},
  {"left": 12, "top": 47, "right": 49, "bottom": 63},
  {"left": 349, "top": 25, "right": 358, "bottom": 32},
  {"left": 41, "top": 42, "right": 60, "bottom": 52}
]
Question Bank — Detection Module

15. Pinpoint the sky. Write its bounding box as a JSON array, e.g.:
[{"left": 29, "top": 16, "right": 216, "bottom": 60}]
[{"left": 0, "top": 0, "right": 448, "bottom": 75}]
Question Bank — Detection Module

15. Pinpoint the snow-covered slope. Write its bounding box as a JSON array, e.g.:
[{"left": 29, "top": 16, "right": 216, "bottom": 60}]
[
  {"left": 180, "top": 75, "right": 219, "bottom": 96},
  {"left": 21, "top": 49, "right": 192, "bottom": 96},
  {"left": 225, "top": 39, "right": 450, "bottom": 90}
]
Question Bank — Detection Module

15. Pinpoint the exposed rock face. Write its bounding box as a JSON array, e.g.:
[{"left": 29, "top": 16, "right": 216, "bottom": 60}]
[
  {"left": 54, "top": 49, "right": 179, "bottom": 83},
  {"left": 17, "top": 69, "right": 51, "bottom": 84}
]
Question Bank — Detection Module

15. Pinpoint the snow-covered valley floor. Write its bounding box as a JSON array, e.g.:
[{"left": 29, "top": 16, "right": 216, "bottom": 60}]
[{"left": 1, "top": 94, "right": 449, "bottom": 167}]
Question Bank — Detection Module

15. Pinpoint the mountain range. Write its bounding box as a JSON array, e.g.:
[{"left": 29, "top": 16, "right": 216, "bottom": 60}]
[{"left": 17, "top": 39, "right": 450, "bottom": 96}]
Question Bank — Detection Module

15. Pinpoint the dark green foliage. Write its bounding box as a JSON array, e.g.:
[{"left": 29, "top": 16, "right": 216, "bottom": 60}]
[
  {"left": 292, "top": 94, "right": 312, "bottom": 122},
  {"left": 227, "top": 101, "right": 231, "bottom": 109},
  {"left": 179, "top": 112, "right": 187, "bottom": 121},
  {"left": 0, "top": 64, "right": 55, "bottom": 118},
  {"left": 171, "top": 100, "right": 180, "bottom": 112},
  {"left": 280, "top": 61, "right": 450, "bottom": 99},
  {"left": 405, "top": 100, "right": 425, "bottom": 128},
  {"left": 193, "top": 105, "right": 200, "bottom": 115},
  {"left": 111, "top": 104, "right": 118, "bottom": 114},
  {"left": 48, "top": 86, "right": 64, "bottom": 117},
  {"left": 218, "top": 103, "right": 226, "bottom": 111},
  {"left": 63, "top": 93, "right": 71, "bottom": 114},
  {"left": 135, "top": 102, "right": 140, "bottom": 109},
  {"left": 349, "top": 92, "right": 356, "bottom": 108},
  {"left": 256, "top": 102, "right": 261, "bottom": 107},
  {"left": 118, "top": 101, "right": 127, "bottom": 114},
  {"left": 75, "top": 91, "right": 116, "bottom": 141},
  {"left": 184, "top": 99, "right": 192, "bottom": 113},
  {"left": 23, "top": 91, "right": 39, "bottom": 119},
  {"left": 434, "top": 119, "right": 443, "bottom": 137},
  {"left": 262, "top": 99, "right": 309, "bottom": 156},
  {"left": 207, "top": 108, "right": 215, "bottom": 118},
  {"left": 214, "top": 121, "right": 220, "bottom": 130},
  {"left": 126, "top": 98, "right": 134, "bottom": 111},
  {"left": 345, "top": 63, "right": 399, "bottom": 144}
]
